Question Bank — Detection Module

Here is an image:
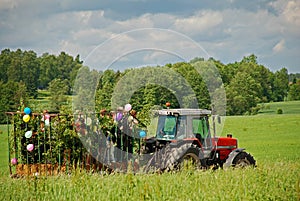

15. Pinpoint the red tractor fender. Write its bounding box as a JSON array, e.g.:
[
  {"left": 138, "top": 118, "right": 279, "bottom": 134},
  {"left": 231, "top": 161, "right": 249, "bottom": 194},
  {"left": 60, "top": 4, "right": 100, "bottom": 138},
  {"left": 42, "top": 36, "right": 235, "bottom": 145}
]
[{"left": 223, "top": 148, "right": 245, "bottom": 168}]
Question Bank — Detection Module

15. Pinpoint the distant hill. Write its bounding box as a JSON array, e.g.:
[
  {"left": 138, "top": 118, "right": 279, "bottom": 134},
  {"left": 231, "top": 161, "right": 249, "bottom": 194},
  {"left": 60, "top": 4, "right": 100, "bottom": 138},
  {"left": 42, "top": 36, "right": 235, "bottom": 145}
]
[{"left": 258, "top": 101, "right": 300, "bottom": 115}]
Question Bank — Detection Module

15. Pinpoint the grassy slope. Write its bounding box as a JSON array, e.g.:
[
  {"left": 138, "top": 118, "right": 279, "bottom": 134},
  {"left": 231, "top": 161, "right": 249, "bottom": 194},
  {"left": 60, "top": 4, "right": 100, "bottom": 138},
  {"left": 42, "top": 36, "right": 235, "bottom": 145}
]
[
  {"left": 258, "top": 100, "right": 300, "bottom": 115},
  {"left": 221, "top": 114, "right": 300, "bottom": 162}
]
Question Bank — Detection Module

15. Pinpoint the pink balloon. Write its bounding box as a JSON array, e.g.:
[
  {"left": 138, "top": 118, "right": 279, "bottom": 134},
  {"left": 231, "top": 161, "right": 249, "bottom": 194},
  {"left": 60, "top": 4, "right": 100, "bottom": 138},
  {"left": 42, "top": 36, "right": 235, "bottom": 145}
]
[
  {"left": 11, "top": 158, "right": 18, "bottom": 165},
  {"left": 27, "top": 144, "right": 34, "bottom": 152}
]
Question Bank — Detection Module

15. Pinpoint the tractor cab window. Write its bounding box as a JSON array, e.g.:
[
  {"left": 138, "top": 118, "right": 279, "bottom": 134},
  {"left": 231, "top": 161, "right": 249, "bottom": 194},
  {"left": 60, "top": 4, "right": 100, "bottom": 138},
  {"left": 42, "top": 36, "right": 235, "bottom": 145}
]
[
  {"left": 156, "top": 115, "right": 187, "bottom": 140},
  {"left": 156, "top": 115, "right": 177, "bottom": 140},
  {"left": 192, "top": 117, "right": 209, "bottom": 142},
  {"left": 176, "top": 116, "right": 186, "bottom": 140}
]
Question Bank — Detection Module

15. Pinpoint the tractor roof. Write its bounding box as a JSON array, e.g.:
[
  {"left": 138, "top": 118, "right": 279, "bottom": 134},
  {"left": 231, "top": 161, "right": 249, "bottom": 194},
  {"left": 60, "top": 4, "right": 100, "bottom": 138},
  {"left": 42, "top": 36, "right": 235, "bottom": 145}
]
[{"left": 157, "top": 108, "right": 212, "bottom": 116}]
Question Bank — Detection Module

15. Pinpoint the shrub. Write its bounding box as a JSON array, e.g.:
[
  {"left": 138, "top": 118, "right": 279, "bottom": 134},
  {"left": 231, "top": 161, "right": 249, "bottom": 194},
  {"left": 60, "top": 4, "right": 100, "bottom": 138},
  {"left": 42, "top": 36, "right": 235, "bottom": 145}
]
[{"left": 277, "top": 108, "right": 283, "bottom": 114}]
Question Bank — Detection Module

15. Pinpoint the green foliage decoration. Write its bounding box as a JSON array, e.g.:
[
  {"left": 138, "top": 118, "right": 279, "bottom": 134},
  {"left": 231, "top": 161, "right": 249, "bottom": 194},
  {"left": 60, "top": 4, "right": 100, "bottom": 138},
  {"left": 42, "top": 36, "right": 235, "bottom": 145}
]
[{"left": 8, "top": 111, "right": 84, "bottom": 168}]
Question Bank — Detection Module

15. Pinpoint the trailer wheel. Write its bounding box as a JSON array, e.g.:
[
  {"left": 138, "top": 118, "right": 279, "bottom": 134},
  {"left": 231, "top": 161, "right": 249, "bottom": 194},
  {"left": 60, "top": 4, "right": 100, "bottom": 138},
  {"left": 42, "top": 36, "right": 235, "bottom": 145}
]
[{"left": 232, "top": 151, "right": 256, "bottom": 168}]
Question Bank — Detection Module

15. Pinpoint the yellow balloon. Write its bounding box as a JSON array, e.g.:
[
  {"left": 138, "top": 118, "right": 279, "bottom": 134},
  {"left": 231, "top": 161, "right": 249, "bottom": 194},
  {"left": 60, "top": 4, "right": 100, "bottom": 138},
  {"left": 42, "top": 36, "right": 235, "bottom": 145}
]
[{"left": 23, "top": 114, "right": 30, "bottom": 123}]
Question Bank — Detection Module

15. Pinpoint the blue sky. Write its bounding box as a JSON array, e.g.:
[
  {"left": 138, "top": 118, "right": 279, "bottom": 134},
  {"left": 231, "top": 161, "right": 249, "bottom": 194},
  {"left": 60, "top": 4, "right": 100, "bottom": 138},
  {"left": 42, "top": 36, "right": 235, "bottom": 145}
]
[{"left": 0, "top": 0, "right": 299, "bottom": 73}]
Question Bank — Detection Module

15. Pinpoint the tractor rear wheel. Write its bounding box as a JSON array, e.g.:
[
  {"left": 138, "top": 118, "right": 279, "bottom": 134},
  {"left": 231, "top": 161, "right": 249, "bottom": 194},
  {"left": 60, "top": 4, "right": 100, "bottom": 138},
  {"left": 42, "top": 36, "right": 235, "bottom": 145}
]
[
  {"left": 232, "top": 151, "right": 256, "bottom": 168},
  {"left": 144, "top": 142, "right": 203, "bottom": 172},
  {"left": 177, "top": 147, "right": 201, "bottom": 171},
  {"left": 162, "top": 143, "right": 202, "bottom": 171}
]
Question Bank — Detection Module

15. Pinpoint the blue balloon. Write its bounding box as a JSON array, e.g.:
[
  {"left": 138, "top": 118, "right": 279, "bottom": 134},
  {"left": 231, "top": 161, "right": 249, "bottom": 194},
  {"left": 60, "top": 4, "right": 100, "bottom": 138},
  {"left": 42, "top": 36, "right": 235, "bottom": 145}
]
[
  {"left": 139, "top": 130, "right": 146, "bottom": 138},
  {"left": 24, "top": 107, "right": 31, "bottom": 115}
]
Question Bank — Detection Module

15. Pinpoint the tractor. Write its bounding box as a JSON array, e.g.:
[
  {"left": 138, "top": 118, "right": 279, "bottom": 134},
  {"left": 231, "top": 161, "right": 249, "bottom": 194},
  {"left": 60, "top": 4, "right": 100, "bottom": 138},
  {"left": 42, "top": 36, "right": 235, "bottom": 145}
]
[{"left": 142, "top": 108, "right": 256, "bottom": 172}]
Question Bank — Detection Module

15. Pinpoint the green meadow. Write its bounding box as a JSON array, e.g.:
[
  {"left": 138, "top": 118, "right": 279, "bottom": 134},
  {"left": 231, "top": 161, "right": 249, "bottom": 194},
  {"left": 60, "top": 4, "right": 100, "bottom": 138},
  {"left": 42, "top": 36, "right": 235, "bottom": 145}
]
[{"left": 0, "top": 102, "right": 299, "bottom": 200}]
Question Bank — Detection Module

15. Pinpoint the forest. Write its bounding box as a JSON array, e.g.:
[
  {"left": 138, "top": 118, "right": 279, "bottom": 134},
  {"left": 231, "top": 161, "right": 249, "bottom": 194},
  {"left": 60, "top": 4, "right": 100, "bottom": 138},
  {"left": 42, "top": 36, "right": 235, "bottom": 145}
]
[{"left": 0, "top": 48, "right": 299, "bottom": 124}]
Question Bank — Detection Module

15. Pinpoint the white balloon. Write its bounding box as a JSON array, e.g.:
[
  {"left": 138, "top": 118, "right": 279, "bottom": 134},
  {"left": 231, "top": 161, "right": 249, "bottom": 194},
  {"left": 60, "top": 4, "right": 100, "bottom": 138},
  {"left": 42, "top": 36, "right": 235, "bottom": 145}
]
[
  {"left": 85, "top": 117, "right": 92, "bottom": 126},
  {"left": 124, "top": 104, "right": 132, "bottom": 112},
  {"left": 25, "top": 131, "right": 32, "bottom": 138},
  {"left": 45, "top": 119, "right": 50, "bottom": 126}
]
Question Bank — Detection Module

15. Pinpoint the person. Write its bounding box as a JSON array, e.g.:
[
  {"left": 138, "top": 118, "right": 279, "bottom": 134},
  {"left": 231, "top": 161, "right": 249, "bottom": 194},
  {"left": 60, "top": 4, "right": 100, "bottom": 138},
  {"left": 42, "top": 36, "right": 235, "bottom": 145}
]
[
  {"left": 74, "top": 113, "right": 87, "bottom": 135},
  {"left": 99, "top": 109, "right": 116, "bottom": 163}
]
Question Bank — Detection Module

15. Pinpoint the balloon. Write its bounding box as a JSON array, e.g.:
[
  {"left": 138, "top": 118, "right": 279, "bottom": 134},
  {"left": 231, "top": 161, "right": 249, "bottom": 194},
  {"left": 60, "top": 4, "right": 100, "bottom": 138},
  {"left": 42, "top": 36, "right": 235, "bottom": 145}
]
[
  {"left": 45, "top": 119, "right": 50, "bottom": 126},
  {"left": 27, "top": 144, "right": 34, "bottom": 152},
  {"left": 85, "top": 117, "right": 92, "bottom": 126},
  {"left": 139, "top": 130, "right": 146, "bottom": 138},
  {"left": 23, "top": 115, "right": 30, "bottom": 123},
  {"left": 116, "top": 112, "right": 123, "bottom": 121},
  {"left": 24, "top": 107, "right": 31, "bottom": 115},
  {"left": 11, "top": 158, "right": 18, "bottom": 165},
  {"left": 25, "top": 131, "right": 32, "bottom": 138},
  {"left": 124, "top": 104, "right": 132, "bottom": 112}
]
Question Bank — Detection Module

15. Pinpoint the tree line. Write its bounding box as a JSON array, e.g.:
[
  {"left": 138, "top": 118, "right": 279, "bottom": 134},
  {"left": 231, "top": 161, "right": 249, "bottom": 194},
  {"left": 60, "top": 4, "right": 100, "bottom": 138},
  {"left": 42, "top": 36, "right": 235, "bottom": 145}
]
[{"left": 0, "top": 48, "right": 299, "bottom": 124}]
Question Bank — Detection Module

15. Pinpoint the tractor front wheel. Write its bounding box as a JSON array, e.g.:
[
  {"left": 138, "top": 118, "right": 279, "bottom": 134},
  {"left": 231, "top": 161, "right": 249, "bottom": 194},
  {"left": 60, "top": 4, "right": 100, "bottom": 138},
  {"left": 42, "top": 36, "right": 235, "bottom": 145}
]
[{"left": 232, "top": 151, "right": 256, "bottom": 168}]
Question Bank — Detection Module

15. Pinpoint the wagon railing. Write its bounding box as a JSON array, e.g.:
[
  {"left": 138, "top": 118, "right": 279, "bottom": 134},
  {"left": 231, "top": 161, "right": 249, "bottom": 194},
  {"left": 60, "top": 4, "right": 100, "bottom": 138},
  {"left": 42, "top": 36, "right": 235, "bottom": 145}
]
[{"left": 6, "top": 111, "right": 146, "bottom": 177}]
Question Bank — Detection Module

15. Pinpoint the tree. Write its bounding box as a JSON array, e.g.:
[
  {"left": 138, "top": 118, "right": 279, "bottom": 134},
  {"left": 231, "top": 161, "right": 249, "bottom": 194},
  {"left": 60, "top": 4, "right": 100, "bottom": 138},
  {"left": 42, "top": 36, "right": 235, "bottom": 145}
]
[
  {"left": 0, "top": 49, "right": 11, "bottom": 83},
  {"left": 241, "top": 54, "right": 258, "bottom": 64},
  {"left": 73, "top": 66, "right": 99, "bottom": 112},
  {"left": 272, "top": 68, "right": 289, "bottom": 101},
  {"left": 6, "top": 49, "right": 23, "bottom": 83},
  {"left": 288, "top": 80, "right": 300, "bottom": 100},
  {"left": 21, "top": 50, "right": 39, "bottom": 98},
  {"left": 56, "top": 52, "right": 82, "bottom": 90},
  {"left": 0, "top": 81, "right": 28, "bottom": 123},
  {"left": 38, "top": 52, "right": 82, "bottom": 92},
  {"left": 48, "top": 79, "right": 69, "bottom": 112},
  {"left": 95, "top": 69, "right": 120, "bottom": 111},
  {"left": 38, "top": 53, "right": 58, "bottom": 89},
  {"left": 226, "top": 72, "right": 262, "bottom": 115}
]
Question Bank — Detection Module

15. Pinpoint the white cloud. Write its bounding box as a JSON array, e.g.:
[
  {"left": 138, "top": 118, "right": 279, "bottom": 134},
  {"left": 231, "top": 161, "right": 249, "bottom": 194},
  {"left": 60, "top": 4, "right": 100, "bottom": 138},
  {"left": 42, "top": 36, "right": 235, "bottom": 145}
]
[
  {"left": 269, "top": 0, "right": 300, "bottom": 27},
  {"left": 283, "top": 1, "right": 300, "bottom": 26},
  {"left": 173, "top": 10, "right": 223, "bottom": 35},
  {"left": 116, "top": 14, "right": 154, "bottom": 29},
  {"left": 0, "top": 0, "right": 18, "bottom": 10}
]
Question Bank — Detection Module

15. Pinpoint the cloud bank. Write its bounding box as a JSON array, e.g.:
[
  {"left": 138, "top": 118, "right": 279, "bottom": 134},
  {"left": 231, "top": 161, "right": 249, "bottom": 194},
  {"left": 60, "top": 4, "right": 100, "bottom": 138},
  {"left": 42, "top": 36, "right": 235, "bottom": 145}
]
[{"left": 0, "top": 0, "right": 299, "bottom": 72}]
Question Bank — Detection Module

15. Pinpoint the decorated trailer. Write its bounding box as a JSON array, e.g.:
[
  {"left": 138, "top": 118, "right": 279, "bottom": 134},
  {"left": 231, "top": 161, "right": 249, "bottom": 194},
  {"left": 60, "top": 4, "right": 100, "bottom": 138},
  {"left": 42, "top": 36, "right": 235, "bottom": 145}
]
[{"left": 6, "top": 108, "right": 144, "bottom": 177}]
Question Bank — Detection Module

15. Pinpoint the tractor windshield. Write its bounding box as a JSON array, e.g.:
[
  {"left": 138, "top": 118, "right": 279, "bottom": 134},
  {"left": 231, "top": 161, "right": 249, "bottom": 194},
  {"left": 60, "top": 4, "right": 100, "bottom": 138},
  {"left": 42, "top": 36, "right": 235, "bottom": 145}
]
[
  {"left": 156, "top": 115, "right": 177, "bottom": 140},
  {"left": 156, "top": 115, "right": 187, "bottom": 140}
]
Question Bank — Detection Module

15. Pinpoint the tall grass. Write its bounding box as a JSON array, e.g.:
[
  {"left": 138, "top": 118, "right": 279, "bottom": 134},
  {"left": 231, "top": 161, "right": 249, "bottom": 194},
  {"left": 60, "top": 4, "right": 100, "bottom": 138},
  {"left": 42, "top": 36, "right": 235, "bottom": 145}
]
[{"left": 0, "top": 162, "right": 299, "bottom": 200}]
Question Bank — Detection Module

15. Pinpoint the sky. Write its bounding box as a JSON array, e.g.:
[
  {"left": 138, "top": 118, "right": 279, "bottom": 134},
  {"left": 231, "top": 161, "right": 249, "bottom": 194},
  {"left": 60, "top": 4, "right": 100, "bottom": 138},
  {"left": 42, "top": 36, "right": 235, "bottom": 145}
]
[{"left": 0, "top": 0, "right": 299, "bottom": 73}]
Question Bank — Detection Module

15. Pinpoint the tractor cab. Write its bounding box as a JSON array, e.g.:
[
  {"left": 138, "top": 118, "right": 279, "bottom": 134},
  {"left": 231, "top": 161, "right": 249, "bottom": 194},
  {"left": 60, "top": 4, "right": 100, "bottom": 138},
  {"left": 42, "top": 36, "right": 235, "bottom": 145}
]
[{"left": 154, "top": 109, "right": 213, "bottom": 148}]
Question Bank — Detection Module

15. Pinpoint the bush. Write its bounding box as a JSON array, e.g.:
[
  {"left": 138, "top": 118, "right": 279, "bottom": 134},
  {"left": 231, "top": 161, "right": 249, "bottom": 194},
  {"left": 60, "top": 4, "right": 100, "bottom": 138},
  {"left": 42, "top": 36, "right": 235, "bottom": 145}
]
[
  {"left": 251, "top": 105, "right": 261, "bottom": 115},
  {"left": 277, "top": 108, "right": 283, "bottom": 114}
]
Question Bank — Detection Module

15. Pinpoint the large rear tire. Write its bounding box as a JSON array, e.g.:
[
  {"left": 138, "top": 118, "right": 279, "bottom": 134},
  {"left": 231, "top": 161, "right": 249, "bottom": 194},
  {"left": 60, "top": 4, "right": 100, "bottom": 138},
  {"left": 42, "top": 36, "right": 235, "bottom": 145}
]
[
  {"left": 176, "top": 147, "right": 201, "bottom": 171},
  {"left": 232, "top": 151, "right": 256, "bottom": 168},
  {"left": 144, "top": 142, "right": 203, "bottom": 172}
]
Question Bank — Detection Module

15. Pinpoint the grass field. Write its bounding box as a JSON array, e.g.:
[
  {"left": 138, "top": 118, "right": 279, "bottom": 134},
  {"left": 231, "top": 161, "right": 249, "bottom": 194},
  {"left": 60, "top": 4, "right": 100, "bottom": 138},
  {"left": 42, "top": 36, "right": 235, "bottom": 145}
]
[
  {"left": 258, "top": 101, "right": 300, "bottom": 115},
  {"left": 0, "top": 101, "right": 299, "bottom": 200}
]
